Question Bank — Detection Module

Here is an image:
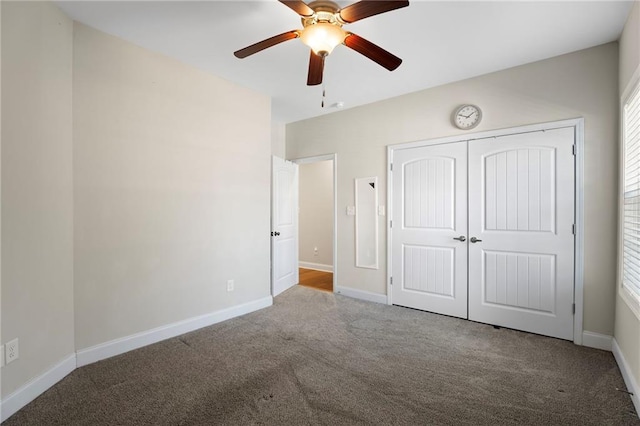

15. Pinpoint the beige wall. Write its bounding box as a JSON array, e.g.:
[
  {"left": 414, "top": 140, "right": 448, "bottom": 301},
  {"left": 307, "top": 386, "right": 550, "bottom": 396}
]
[
  {"left": 616, "top": 0, "right": 640, "bottom": 398},
  {"left": 287, "top": 42, "right": 619, "bottom": 336},
  {"left": 1, "top": 1, "right": 75, "bottom": 397},
  {"left": 299, "top": 160, "right": 333, "bottom": 267},
  {"left": 1, "top": 0, "right": 4, "bottom": 403},
  {"left": 0, "top": 3, "right": 272, "bottom": 410},
  {"left": 73, "top": 23, "right": 272, "bottom": 350},
  {"left": 272, "top": 122, "right": 286, "bottom": 158},
  {"left": 620, "top": 1, "right": 640, "bottom": 92}
]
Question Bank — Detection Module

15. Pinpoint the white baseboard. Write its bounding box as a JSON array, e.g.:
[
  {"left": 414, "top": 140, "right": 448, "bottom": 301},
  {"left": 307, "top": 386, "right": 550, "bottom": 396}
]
[
  {"left": 1, "top": 354, "right": 76, "bottom": 423},
  {"left": 582, "top": 331, "right": 613, "bottom": 351},
  {"left": 335, "top": 286, "right": 387, "bottom": 304},
  {"left": 612, "top": 338, "right": 640, "bottom": 417},
  {"left": 76, "top": 296, "right": 272, "bottom": 367},
  {"left": 299, "top": 261, "right": 333, "bottom": 273}
]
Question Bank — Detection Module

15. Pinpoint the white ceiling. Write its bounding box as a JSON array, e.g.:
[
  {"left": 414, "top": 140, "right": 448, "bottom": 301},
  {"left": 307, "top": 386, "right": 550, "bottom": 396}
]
[{"left": 56, "top": 1, "right": 633, "bottom": 124}]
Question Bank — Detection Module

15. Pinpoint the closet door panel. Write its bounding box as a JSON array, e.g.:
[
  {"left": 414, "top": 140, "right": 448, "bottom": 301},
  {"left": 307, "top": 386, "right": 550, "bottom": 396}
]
[
  {"left": 467, "top": 127, "right": 575, "bottom": 340},
  {"left": 391, "top": 142, "right": 468, "bottom": 318}
]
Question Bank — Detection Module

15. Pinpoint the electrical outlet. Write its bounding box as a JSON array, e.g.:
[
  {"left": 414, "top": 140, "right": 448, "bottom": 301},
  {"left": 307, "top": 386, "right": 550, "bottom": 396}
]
[
  {"left": 6, "top": 338, "right": 19, "bottom": 364},
  {"left": 0, "top": 344, "right": 5, "bottom": 367},
  {"left": 227, "top": 279, "right": 234, "bottom": 292},
  {"left": 314, "top": 247, "right": 319, "bottom": 256}
]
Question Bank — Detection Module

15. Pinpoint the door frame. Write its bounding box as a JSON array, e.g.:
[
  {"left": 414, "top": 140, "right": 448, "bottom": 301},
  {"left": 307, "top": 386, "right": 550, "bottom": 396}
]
[
  {"left": 293, "top": 154, "right": 338, "bottom": 292},
  {"left": 387, "top": 118, "right": 585, "bottom": 345}
]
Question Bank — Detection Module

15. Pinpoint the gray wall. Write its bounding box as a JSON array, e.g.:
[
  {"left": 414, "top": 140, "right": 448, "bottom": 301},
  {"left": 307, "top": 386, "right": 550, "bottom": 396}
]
[
  {"left": 299, "top": 161, "right": 333, "bottom": 268},
  {"left": 287, "top": 43, "right": 619, "bottom": 337},
  {"left": 615, "top": 0, "right": 640, "bottom": 400},
  {"left": 1, "top": 1, "right": 75, "bottom": 397}
]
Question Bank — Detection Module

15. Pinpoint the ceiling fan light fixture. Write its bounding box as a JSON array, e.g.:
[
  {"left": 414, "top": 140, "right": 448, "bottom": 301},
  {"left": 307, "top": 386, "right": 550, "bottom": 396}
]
[
  {"left": 300, "top": 22, "right": 346, "bottom": 56},
  {"left": 234, "top": 1, "right": 409, "bottom": 86}
]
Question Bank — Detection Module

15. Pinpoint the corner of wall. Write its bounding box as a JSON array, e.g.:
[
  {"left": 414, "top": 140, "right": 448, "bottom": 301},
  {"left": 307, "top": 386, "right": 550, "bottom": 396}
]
[
  {"left": 1, "top": 0, "right": 76, "bottom": 420},
  {"left": 613, "top": 338, "right": 640, "bottom": 416},
  {"left": 271, "top": 121, "right": 286, "bottom": 158}
]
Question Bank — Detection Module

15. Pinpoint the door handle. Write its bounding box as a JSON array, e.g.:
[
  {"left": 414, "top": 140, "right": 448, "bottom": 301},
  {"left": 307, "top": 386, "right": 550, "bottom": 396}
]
[
  {"left": 470, "top": 237, "right": 482, "bottom": 243},
  {"left": 271, "top": 231, "right": 281, "bottom": 236},
  {"left": 453, "top": 236, "right": 466, "bottom": 242}
]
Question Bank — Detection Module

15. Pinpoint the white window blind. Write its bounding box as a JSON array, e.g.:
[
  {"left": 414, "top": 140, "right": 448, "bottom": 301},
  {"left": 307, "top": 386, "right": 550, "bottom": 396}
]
[{"left": 623, "top": 80, "right": 640, "bottom": 298}]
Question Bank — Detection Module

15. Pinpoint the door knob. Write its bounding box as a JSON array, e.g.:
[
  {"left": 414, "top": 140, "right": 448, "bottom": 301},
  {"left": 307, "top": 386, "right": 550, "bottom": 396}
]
[
  {"left": 275, "top": 231, "right": 281, "bottom": 236},
  {"left": 453, "top": 236, "right": 466, "bottom": 242},
  {"left": 470, "top": 237, "right": 482, "bottom": 243},
  {"left": 271, "top": 231, "right": 281, "bottom": 236}
]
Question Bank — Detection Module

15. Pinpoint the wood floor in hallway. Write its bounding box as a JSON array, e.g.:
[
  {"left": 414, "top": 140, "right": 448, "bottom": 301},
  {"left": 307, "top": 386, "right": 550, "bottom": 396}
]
[{"left": 298, "top": 268, "right": 333, "bottom": 292}]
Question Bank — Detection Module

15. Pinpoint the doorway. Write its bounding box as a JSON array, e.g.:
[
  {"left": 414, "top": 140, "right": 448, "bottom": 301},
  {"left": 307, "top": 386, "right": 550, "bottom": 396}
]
[
  {"left": 295, "top": 154, "right": 337, "bottom": 293},
  {"left": 388, "top": 120, "right": 584, "bottom": 342}
]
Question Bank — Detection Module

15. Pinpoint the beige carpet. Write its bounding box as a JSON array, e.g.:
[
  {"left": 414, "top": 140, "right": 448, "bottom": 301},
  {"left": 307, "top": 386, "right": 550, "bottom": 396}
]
[{"left": 4, "top": 285, "right": 638, "bottom": 425}]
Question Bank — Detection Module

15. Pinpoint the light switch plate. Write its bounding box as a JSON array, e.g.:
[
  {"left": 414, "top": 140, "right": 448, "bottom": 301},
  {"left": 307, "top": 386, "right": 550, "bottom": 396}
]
[{"left": 378, "top": 205, "right": 386, "bottom": 216}]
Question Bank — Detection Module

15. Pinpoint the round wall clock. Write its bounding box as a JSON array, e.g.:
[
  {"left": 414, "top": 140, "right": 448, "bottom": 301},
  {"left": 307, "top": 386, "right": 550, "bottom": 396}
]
[{"left": 453, "top": 104, "right": 482, "bottom": 130}]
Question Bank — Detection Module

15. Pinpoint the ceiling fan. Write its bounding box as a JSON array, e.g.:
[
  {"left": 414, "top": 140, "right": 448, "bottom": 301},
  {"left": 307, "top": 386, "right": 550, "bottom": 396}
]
[{"left": 234, "top": 0, "right": 409, "bottom": 86}]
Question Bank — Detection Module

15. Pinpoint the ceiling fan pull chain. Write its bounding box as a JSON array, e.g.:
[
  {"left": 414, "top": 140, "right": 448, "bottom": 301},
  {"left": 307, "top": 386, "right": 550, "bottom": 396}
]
[{"left": 321, "top": 86, "right": 326, "bottom": 108}]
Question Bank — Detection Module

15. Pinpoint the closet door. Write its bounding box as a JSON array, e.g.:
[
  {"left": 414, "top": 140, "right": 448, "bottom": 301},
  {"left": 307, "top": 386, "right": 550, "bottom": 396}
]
[
  {"left": 391, "top": 142, "right": 468, "bottom": 318},
  {"left": 467, "top": 128, "right": 575, "bottom": 340}
]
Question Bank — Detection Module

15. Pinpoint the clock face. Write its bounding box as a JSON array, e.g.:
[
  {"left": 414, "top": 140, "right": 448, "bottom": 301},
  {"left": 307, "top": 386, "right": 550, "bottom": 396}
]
[{"left": 454, "top": 104, "right": 482, "bottom": 130}]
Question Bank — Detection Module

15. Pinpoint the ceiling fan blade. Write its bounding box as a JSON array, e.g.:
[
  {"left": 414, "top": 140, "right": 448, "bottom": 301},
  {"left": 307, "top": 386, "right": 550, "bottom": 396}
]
[
  {"left": 339, "top": 1, "right": 409, "bottom": 23},
  {"left": 279, "top": 0, "right": 315, "bottom": 17},
  {"left": 234, "top": 31, "right": 299, "bottom": 59},
  {"left": 307, "top": 51, "right": 325, "bottom": 86},
  {"left": 344, "top": 33, "right": 402, "bottom": 71}
]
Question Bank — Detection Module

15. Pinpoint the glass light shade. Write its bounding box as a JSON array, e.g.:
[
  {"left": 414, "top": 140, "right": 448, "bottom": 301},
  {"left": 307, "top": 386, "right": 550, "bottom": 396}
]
[{"left": 300, "top": 23, "right": 346, "bottom": 56}]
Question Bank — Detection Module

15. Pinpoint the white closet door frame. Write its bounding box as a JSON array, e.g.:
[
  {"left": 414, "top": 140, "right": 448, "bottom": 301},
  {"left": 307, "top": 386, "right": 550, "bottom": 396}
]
[{"left": 387, "top": 118, "right": 585, "bottom": 345}]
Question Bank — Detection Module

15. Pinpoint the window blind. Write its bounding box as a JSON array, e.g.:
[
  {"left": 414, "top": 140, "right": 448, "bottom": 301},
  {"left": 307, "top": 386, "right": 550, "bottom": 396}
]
[{"left": 623, "top": 81, "right": 640, "bottom": 298}]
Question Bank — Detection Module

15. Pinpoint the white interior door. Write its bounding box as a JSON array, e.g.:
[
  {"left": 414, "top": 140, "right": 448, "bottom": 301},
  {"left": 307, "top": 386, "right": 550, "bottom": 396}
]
[
  {"left": 467, "top": 128, "right": 575, "bottom": 340},
  {"left": 272, "top": 156, "right": 299, "bottom": 297},
  {"left": 392, "top": 142, "right": 468, "bottom": 318}
]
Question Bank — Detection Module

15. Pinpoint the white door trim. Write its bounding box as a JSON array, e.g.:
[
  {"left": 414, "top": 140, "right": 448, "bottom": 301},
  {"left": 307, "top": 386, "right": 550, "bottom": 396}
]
[
  {"left": 387, "top": 118, "right": 585, "bottom": 345},
  {"left": 293, "top": 154, "right": 338, "bottom": 293}
]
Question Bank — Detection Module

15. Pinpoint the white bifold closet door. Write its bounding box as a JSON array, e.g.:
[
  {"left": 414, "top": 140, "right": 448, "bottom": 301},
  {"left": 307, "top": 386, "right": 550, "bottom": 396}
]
[
  {"left": 392, "top": 127, "right": 575, "bottom": 340},
  {"left": 467, "top": 128, "right": 575, "bottom": 340},
  {"left": 391, "top": 141, "right": 468, "bottom": 319}
]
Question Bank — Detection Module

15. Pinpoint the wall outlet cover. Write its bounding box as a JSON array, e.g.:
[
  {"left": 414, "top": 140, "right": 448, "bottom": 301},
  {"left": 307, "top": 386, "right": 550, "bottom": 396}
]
[
  {"left": 6, "top": 338, "right": 19, "bottom": 364},
  {"left": 346, "top": 206, "right": 355, "bottom": 216},
  {"left": 227, "top": 279, "right": 234, "bottom": 292}
]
